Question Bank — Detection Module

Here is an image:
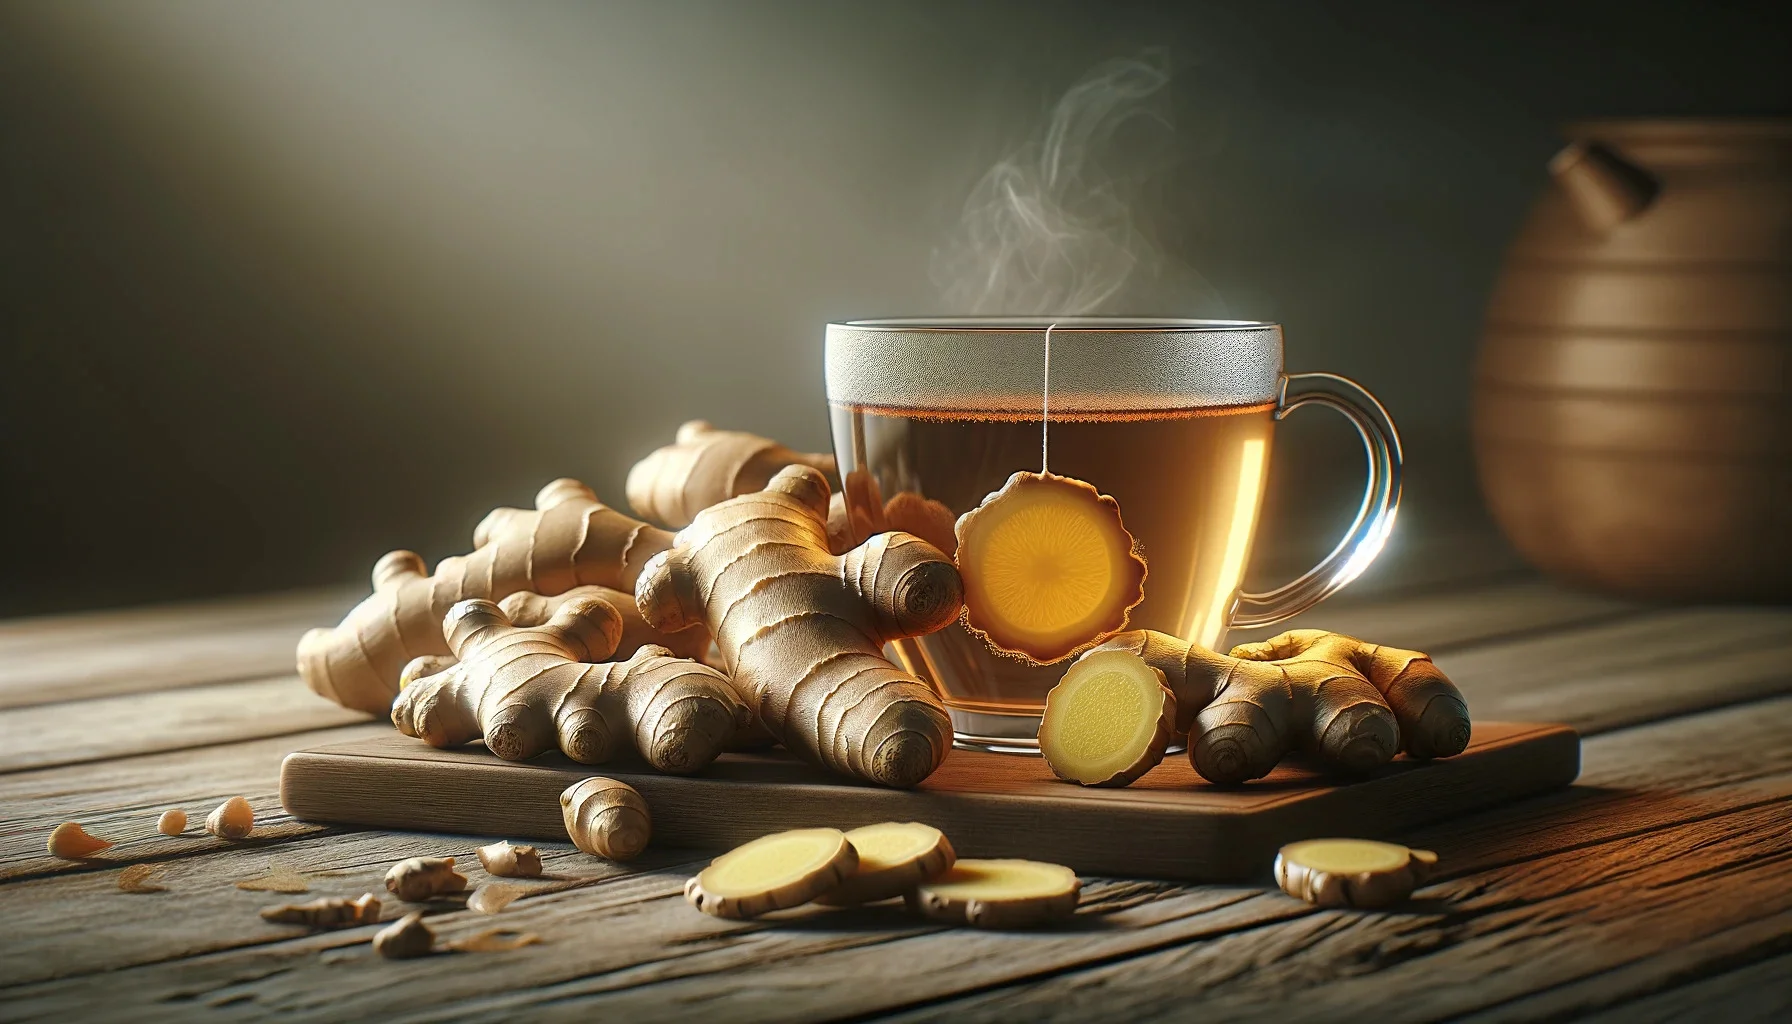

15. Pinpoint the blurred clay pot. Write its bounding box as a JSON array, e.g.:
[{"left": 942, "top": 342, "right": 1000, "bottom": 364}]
[{"left": 1474, "top": 120, "right": 1792, "bottom": 601}]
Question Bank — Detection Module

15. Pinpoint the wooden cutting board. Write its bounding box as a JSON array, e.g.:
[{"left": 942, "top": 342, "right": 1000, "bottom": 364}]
[{"left": 281, "top": 721, "right": 1578, "bottom": 881}]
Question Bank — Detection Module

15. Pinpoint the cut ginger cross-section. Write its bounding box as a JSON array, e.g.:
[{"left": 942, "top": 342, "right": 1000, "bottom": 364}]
[
  {"left": 1038, "top": 649, "right": 1176, "bottom": 786},
  {"left": 953, "top": 471, "right": 1147, "bottom": 665}
]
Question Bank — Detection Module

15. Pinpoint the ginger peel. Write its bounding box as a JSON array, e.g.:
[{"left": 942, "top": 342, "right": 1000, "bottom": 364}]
[
  {"left": 205, "top": 796, "right": 254, "bottom": 839},
  {"left": 1275, "top": 838, "right": 1438, "bottom": 908},
  {"left": 561, "top": 777, "right": 651, "bottom": 861},
  {"left": 1057, "top": 629, "right": 1472, "bottom": 786},
  {"left": 627, "top": 419, "right": 837, "bottom": 529},
  {"left": 385, "top": 857, "right": 468, "bottom": 902},
  {"left": 393, "top": 595, "right": 746, "bottom": 772},
  {"left": 954, "top": 471, "right": 1146, "bottom": 665},
  {"left": 47, "top": 821, "right": 113, "bottom": 859},
  {"left": 637, "top": 465, "right": 962, "bottom": 788}
]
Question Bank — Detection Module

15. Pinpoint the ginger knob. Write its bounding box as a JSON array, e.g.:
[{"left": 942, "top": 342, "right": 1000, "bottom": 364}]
[
  {"left": 205, "top": 796, "right": 254, "bottom": 839},
  {"left": 47, "top": 821, "right": 113, "bottom": 859},
  {"left": 157, "top": 809, "right": 187, "bottom": 836},
  {"left": 477, "top": 841, "right": 542, "bottom": 878},
  {"left": 561, "top": 778, "right": 651, "bottom": 861},
  {"left": 384, "top": 857, "right": 468, "bottom": 902},
  {"left": 373, "top": 911, "right": 435, "bottom": 959},
  {"left": 260, "top": 893, "right": 381, "bottom": 928}
]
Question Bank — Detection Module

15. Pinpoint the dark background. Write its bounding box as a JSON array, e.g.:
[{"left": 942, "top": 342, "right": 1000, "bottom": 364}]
[{"left": 2, "top": 0, "right": 1788, "bottom": 615}]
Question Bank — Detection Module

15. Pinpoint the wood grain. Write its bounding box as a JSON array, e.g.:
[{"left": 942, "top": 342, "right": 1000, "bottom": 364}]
[
  {"left": 0, "top": 677, "right": 371, "bottom": 775},
  {"left": 1577, "top": 950, "right": 1792, "bottom": 1024},
  {"left": 279, "top": 723, "right": 1579, "bottom": 881}
]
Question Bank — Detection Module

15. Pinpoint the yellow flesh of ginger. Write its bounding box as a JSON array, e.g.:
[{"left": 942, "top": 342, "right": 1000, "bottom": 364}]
[
  {"left": 1039, "top": 651, "right": 1171, "bottom": 785},
  {"left": 844, "top": 821, "right": 939, "bottom": 872},
  {"left": 920, "top": 859, "right": 1078, "bottom": 901},
  {"left": 956, "top": 473, "right": 1145, "bottom": 664},
  {"left": 701, "top": 828, "right": 850, "bottom": 897},
  {"left": 1280, "top": 838, "right": 1412, "bottom": 875}
]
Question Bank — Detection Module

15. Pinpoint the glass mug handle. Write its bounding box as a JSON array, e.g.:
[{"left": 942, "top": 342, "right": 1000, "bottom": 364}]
[{"left": 1229, "top": 372, "right": 1404, "bottom": 629}]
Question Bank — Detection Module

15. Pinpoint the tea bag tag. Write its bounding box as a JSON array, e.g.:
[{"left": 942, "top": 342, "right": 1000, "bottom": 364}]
[{"left": 952, "top": 324, "right": 1147, "bottom": 665}]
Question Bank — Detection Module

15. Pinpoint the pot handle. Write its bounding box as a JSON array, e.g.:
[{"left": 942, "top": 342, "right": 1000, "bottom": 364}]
[{"left": 1229, "top": 372, "right": 1403, "bottom": 629}]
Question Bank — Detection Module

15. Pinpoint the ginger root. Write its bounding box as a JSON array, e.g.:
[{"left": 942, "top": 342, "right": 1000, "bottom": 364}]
[
  {"left": 47, "top": 821, "right": 113, "bottom": 859},
  {"left": 385, "top": 856, "right": 467, "bottom": 902},
  {"left": 816, "top": 822, "right": 956, "bottom": 907},
  {"left": 260, "top": 893, "right": 381, "bottom": 928},
  {"left": 909, "top": 859, "right": 1081, "bottom": 928},
  {"left": 954, "top": 472, "right": 1146, "bottom": 665},
  {"left": 637, "top": 466, "right": 962, "bottom": 788},
  {"left": 392, "top": 595, "right": 746, "bottom": 772},
  {"left": 685, "top": 827, "right": 859, "bottom": 920},
  {"left": 1047, "top": 629, "right": 1472, "bottom": 786},
  {"left": 205, "top": 796, "right": 254, "bottom": 839},
  {"left": 1275, "top": 838, "right": 1438, "bottom": 908},
  {"left": 627, "top": 419, "right": 837, "bottom": 529},
  {"left": 499, "top": 586, "right": 708, "bottom": 664},
  {"left": 1038, "top": 649, "right": 1175, "bottom": 787},
  {"left": 477, "top": 841, "right": 542, "bottom": 879},
  {"left": 373, "top": 911, "right": 434, "bottom": 958},
  {"left": 561, "top": 777, "right": 652, "bottom": 861},
  {"left": 298, "top": 479, "right": 677, "bottom": 715},
  {"left": 156, "top": 809, "right": 186, "bottom": 836}
]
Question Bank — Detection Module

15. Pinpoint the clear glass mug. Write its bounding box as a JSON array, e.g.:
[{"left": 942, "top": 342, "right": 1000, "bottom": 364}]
[{"left": 825, "top": 317, "right": 1401, "bottom": 750}]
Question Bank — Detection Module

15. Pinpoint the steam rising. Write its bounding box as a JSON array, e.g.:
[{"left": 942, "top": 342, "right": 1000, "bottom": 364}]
[{"left": 933, "top": 51, "right": 1199, "bottom": 316}]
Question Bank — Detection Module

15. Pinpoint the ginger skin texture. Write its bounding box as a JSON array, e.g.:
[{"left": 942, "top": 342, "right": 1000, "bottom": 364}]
[
  {"left": 560, "top": 778, "right": 652, "bottom": 861},
  {"left": 1062, "top": 629, "right": 1472, "bottom": 786},
  {"left": 385, "top": 857, "right": 467, "bottom": 902},
  {"left": 298, "top": 479, "right": 677, "bottom": 716},
  {"left": 499, "top": 586, "right": 708, "bottom": 664},
  {"left": 393, "top": 596, "right": 746, "bottom": 773},
  {"left": 627, "top": 420, "right": 838, "bottom": 529},
  {"left": 260, "top": 893, "right": 381, "bottom": 928},
  {"left": 636, "top": 466, "right": 963, "bottom": 788}
]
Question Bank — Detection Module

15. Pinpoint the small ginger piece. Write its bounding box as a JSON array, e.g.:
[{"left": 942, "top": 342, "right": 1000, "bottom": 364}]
[
  {"left": 954, "top": 472, "right": 1146, "bottom": 665},
  {"left": 116, "top": 864, "right": 166, "bottom": 894},
  {"left": 627, "top": 419, "right": 837, "bottom": 528},
  {"left": 373, "top": 911, "right": 435, "bottom": 958},
  {"left": 637, "top": 466, "right": 962, "bottom": 788},
  {"left": 385, "top": 857, "right": 468, "bottom": 902},
  {"left": 476, "top": 841, "right": 542, "bottom": 878},
  {"left": 1275, "top": 838, "right": 1438, "bottom": 909},
  {"left": 260, "top": 893, "right": 381, "bottom": 928},
  {"left": 205, "top": 796, "right": 254, "bottom": 839},
  {"left": 816, "top": 822, "right": 956, "bottom": 907},
  {"left": 467, "top": 884, "right": 526, "bottom": 915},
  {"left": 1038, "top": 649, "right": 1175, "bottom": 786},
  {"left": 393, "top": 596, "right": 747, "bottom": 773},
  {"left": 47, "top": 821, "right": 113, "bottom": 859},
  {"left": 1076, "top": 629, "right": 1474, "bottom": 785},
  {"left": 909, "top": 859, "right": 1081, "bottom": 928},
  {"left": 156, "top": 809, "right": 187, "bottom": 836},
  {"left": 685, "top": 827, "right": 859, "bottom": 919},
  {"left": 561, "top": 778, "right": 651, "bottom": 861}
]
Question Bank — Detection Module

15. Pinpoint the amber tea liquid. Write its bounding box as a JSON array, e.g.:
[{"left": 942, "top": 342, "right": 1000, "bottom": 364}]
[{"left": 830, "top": 401, "right": 1275, "bottom": 745}]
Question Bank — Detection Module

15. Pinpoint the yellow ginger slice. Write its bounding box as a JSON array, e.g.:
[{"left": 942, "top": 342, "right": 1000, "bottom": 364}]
[
  {"left": 685, "top": 828, "right": 858, "bottom": 919},
  {"left": 816, "top": 822, "right": 956, "bottom": 906},
  {"left": 954, "top": 472, "right": 1146, "bottom": 664},
  {"left": 1039, "top": 649, "right": 1175, "bottom": 786},
  {"left": 1274, "top": 838, "right": 1438, "bottom": 909},
  {"left": 909, "top": 858, "right": 1081, "bottom": 928}
]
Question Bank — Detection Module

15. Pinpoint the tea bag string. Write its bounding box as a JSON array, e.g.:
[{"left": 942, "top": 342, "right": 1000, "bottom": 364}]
[{"left": 1041, "top": 324, "right": 1053, "bottom": 471}]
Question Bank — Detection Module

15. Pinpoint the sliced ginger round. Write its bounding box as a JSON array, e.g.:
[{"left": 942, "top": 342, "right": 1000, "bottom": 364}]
[
  {"left": 816, "top": 822, "right": 956, "bottom": 907},
  {"left": 1039, "top": 649, "right": 1175, "bottom": 787},
  {"left": 908, "top": 858, "right": 1081, "bottom": 928},
  {"left": 1274, "top": 838, "right": 1438, "bottom": 909},
  {"left": 685, "top": 827, "right": 859, "bottom": 919},
  {"left": 954, "top": 472, "right": 1147, "bottom": 664}
]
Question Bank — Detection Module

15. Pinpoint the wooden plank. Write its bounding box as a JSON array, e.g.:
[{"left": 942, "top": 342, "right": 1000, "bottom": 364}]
[
  {"left": 0, "top": 722, "right": 386, "bottom": 878},
  {"left": 0, "top": 677, "right": 371, "bottom": 775},
  {"left": 0, "top": 587, "right": 355, "bottom": 709},
  {"left": 4, "top": 696, "right": 1784, "bottom": 1022},
  {"left": 1577, "top": 950, "right": 1792, "bottom": 1024},
  {"left": 279, "top": 723, "right": 1579, "bottom": 881}
]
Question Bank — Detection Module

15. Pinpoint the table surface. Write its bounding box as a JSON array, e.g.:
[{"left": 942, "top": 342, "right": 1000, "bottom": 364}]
[{"left": 3, "top": 531, "right": 1791, "bottom": 1023}]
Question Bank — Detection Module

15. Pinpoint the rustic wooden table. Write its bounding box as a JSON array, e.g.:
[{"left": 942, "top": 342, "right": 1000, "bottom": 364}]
[{"left": 4, "top": 532, "right": 1790, "bottom": 1022}]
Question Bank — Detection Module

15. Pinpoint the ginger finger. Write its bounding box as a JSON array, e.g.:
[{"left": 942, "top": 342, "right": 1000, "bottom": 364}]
[
  {"left": 816, "top": 822, "right": 956, "bottom": 907},
  {"left": 684, "top": 827, "right": 859, "bottom": 920},
  {"left": 392, "top": 597, "right": 747, "bottom": 773},
  {"left": 1038, "top": 649, "right": 1175, "bottom": 786},
  {"left": 637, "top": 466, "right": 961, "bottom": 788},
  {"left": 908, "top": 859, "right": 1081, "bottom": 928},
  {"left": 954, "top": 472, "right": 1147, "bottom": 665},
  {"left": 627, "top": 419, "right": 837, "bottom": 528},
  {"left": 561, "top": 778, "right": 651, "bottom": 861},
  {"left": 47, "top": 822, "right": 113, "bottom": 859},
  {"left": 385, "top": 857, "right": 467, "bottom": 902},
  {"left": 1274, "top": 838, "right": 1438, "bottom": 908},
  {"left": 499, "top": 586, "right": 709, "bottom": 664},
  {"left": 260, "top": 893, "right": 381, "bottom": 928}
]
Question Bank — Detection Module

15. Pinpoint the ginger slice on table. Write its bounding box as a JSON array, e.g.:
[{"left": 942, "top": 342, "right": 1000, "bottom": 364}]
[
  {"left": 816, "top": 822, "right": 956, "bottom": 907},
  {"left": 1275, "top": 838, "right": 1439, "bottom": 908},
  {"left": 684, "top": 828, "right": 859, "bottom": 920},
  {"left": 1051, "top": 629, "right": 1473, "bottom": 787},
  {"left": 953, "top": 472, "right": 1146, "bottom": 665},
  {"left": 1038, "top": 649, "right": 1176, "bottom": 786},
  {"left": 909, "top": 859, "right": 1082, "bottom": 928}
]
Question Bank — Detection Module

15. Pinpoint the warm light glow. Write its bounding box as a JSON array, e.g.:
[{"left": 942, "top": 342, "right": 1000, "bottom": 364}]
[{"left": 1198, "top": 437, "right": 1267, "bottom": 649}]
